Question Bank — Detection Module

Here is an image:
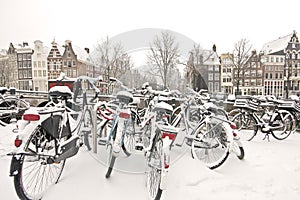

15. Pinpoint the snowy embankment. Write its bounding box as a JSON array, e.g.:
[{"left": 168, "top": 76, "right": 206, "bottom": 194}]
[{"left": 1, "top": 124, "right": 300, "bottom": 200}]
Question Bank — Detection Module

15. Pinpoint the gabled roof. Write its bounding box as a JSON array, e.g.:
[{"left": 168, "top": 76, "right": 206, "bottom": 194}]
[{"left": 261, "top": 34, "right": 292, "bottom": 55}]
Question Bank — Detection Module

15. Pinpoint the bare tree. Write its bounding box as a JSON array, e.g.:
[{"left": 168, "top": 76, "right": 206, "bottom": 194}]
[
  {"left": 95, "top": 36, "right": 132, "bottom": 81},
  {"left": 231, "top": 38, "right": 252, "bottom": 95},
  {"left": 147, "top": 31, "right": 180, "bottom": 89}
]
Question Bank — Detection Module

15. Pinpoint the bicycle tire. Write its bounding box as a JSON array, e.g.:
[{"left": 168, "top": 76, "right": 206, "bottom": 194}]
[
  {"left": 271, "top": 110, "right": 294, "bottom": 140},
  {"left": 231, "top": 112, "right": 258, "bottom": 141},
  {"left": 232, "top": 140, "right": 245, "bottom": 160},
  {"left": 13, "top": 126, "right": 66, "bottom": 200},
  {"left": 146, "top": 139, "right": 163, "bottom": 200},
  {"left": 122, "top": 117, "right": 136, "bottom": 156},
  {"left": 191, "top": 121, "right": 230, "bottom": 169},
  {"left": 105, "top": 144, "right": 116, "bottom": 178}
]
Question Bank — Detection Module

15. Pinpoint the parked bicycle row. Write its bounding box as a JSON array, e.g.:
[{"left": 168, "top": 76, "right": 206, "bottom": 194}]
[{"left": 1, "top": 76, "right": 299, "bottom": 200}]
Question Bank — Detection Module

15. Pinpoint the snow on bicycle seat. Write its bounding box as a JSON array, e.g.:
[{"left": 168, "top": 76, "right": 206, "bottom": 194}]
[
  {"left": 49, "top": 86, "right": 72, "bottom": 99},
  {"left": 153, "top": 101, "right": 173, "bottom": 113},
  {"left": 116, "top": 91, "right": 133, "bottom": 104},
  {"left": 0, "top": 87, "right": 8, "bottom": 95}
]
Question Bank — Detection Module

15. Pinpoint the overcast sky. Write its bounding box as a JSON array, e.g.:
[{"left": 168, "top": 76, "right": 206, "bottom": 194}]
[{"left": 1, "top": 0, "right": 299, "bottom": 54}]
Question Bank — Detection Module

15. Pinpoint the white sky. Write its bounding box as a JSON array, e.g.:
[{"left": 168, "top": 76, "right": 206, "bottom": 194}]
[{"left": 1, "top": 0, "right": 300, "bottom": 56}]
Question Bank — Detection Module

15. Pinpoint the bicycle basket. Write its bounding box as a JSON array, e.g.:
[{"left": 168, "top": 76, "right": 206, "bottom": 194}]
[
  {"left": 278, "top": 100, "right": 300, "bottom": 112},
  {"left": 233, "top": 98, "right": 259, "bottom": 111}
]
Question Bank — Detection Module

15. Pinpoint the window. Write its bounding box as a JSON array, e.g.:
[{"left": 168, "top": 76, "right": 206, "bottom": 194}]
[
  {"left": 72, "top": 70, "right": 77, "bottom": 77},
  {"left": 34, "top": 70, "right": 37, "bottom": 77},
  {"left": 28, "top": 70, "right": 32, "bottom": 78},
  {"left": 68, "top": 61, "right": 72, "bottom": 67},
  {"left": 214, "top": 82, "right": 219, "bottom": 92},
  {"left": 214, "top": 74, "right": 219, "bottom": 81},
  {"left": 68, "top": 52, "right": 71, "bottom": 58},
  {"left": 214, "top": 66, "right": 219, "bottom": 72},
  {"left": 275, "top": 73, "right": 278, "bottom": 79},
  {"left": 270, "top": 73, "right": 273, "bottom": 79},
  {"left": 271, "top": 57, "right": 274, "bottom": 62},
  {"left": 257, "top": 79, "right": 262, "bottom": 86},
  {"left": 208, "top": 66, "right": 213, "bottom": 71},
  {"left": 276, "top": 57, "right": 279, "bottom": 62},
  {"left": 64, "top": 60, "right": 67, "bottom": 66},
  {"left": 38, "top": 61, "right": 41, "bottom": 68},
  {"left": 43, "top": 70, "right": 46, "bottom": 77},
  {"left": 38, "top": 70, "right": 42, "bottom": 77},
  {"left": 266, "top": 73, "right": 268, "bottom": 79},
  {"left": 208, "top": 73, "right": 213, "bottom": 80},
  {"left": 227, "top": 68, "right": 231, "bottom": 73},
  {"left": 34, "top": 61, "right": 37, "bottom": 68},
  {"left": 42, "top": 61, "right": 46, "bottom": 68},
  {"left": 208, "top": 82, "right": 213, "bottom": 92},
  {"left": 18, "top": 54, "right": 22, "bottom": 61},
  {"left": 73, "top": 60, "right": 76, "bottom": 66},
  {"left": 280, "top": 57, "right": 284, "bottom": 62},
  {"left": 265, "top": 66, "right": 269, "bottom": 71},
  {"left": 223, "top": 78, "right": 226, "bottom": 82}
]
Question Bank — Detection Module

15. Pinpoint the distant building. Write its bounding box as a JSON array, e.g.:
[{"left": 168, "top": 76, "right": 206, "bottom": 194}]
[
  {"left": 234, "top": 50, "right": 263, "bottom": 95},
  {"left": 7, "top": 43, "right": 20, "bottom": 89},
  {"left": 0, "top": 50, "right": 9, "bottom": 87},
  {"left": 260, "top": 31, "right": 300, "bottom": 97},
  {"left": 187, "top": 45, "right": 220, "bottom": 93},
  {"left": 47, "top": 40, "right": 63, "bottom": 80},
  {"left": 32, "top": 40, "right": 50, "bottom": 91},
  {"left": 220, "top": 53, "right": 233, "bottom": 94}
]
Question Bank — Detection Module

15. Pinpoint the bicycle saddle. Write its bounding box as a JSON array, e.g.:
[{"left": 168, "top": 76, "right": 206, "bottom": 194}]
[
  {"left": 0, "top": 87, "right": 8, "bottom": 95},
  {"left": 49, "top": 86, "right": 72, "bottom": 99}
]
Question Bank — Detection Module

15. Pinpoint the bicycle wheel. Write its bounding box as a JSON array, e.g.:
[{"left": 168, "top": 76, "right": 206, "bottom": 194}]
[
  {"left": 231, "top": 140, "right": 245, "bottom": 160},
  {"left": 271, "top": 110, "right": 294, "bottom": 140},
  {"left": 231, "top": 112, "right": 258, "bottom": 141},
  {"left": 122, "top": 116, "right": 136, "bottom": 156},
  {"left": 146, "top": 139, "right": 163, "bottom": 200},
  {"left": 105, "top": 144, "right": 116, "bottom": 178},
  {"left": 0, "top": 97, "right": 29, "bottom": 125},
  {"left": 191, "top": 120, "right": 230, "bottom": 169},
  {"left": 13, "top": 126, "right": 66, "bottom": 200},
  {"left": 105, "top": 126, "right": 117, "bottom": 178},
  {"left": 79, "top": 109, "right": 93, "bottom": 151}
]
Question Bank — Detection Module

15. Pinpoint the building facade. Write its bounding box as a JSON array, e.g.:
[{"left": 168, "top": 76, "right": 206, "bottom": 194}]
[
  {"left": 32, "top": 40, "right": 49, "bottom": 91},
  {"left": 0, "top": 50, "right": 9, "bottom": 87},
  {"left": 233, "top": 50, "right": 263, "bottom": 95},
  {"left": 187, "top": 45, "right": 221, "bottom": 93},
  {"left": 47, "top": 40, "right": 63, "bottom": 80},
  {"left": 220, "top": 53, "right": 233, "bottom": 94}
]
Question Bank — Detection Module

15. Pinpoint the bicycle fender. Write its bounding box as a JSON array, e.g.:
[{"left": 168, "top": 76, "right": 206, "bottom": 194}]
[{"left": 10, "top": 155, "right": 22, "bottom": 176}]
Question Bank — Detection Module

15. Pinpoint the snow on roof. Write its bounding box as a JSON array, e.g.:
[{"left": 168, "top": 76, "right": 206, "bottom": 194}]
[
  {"left": 261, "top": 34, "right": 292, "bottom": 55},
  {"left": 72, "top": 45, "right": 92, "bottom": 63},
  {"left": 198, "top": 49, "right": 220, "bottom": 65}
]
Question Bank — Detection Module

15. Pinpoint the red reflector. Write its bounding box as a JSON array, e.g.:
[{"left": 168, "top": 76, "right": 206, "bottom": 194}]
[
  {"left": 119, "top": 112, "right": 130, "bottom": 119},
  {"left": 23, "top": 114, "right": 40, "bottom": 121},
  {"left": 161, "top": 132, "right": 177, "bottom": 140},
  {"left": 15, "top": 138, "right": 22, "bottom": 147},
  {"left": 230, "top": 123, "right": 236, "bottom": 130},
  {"left": 164, "top": 164, "right": 170, "bottom": 169},
  {"left": 233, "top": 132, "right": 238, "bottom": 137}
]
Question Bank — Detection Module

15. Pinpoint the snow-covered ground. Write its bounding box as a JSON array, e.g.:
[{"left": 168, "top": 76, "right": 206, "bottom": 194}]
[{"left": 1, "top": 124, "right": 300, "bottom": 200}]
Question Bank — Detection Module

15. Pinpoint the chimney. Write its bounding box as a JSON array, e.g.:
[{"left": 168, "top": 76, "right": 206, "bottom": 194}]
[
  {"left": 212, "top": 44, "right": 216, "bottom": 52},
  {"left": 23, "top": 42, "right": 28, "bottom": 47},
  {"left": 84, "top": 48, "right": 90, "bottom": 54}
]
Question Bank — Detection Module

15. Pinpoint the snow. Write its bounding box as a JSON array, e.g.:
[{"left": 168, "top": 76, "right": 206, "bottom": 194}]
[
  {"left": 261, "top": 34, "right": 292, "bottom": 55},
  {"left": 1, "top": 124, "right": 300, "bottom": 200}
]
